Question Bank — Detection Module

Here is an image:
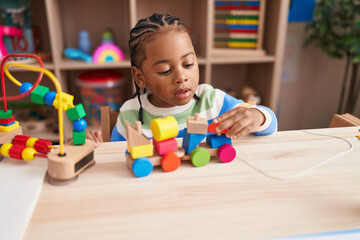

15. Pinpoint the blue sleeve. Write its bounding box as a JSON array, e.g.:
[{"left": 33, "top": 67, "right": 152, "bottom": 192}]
[
  {"left": 252, "top": 105, "right": 278, "bottom": 136},
  {"left": 110, "top": 125, "right": 126, "bottom": 141},
  {"left": 218, "top": 94, "right": 244, "bottom": 116}
]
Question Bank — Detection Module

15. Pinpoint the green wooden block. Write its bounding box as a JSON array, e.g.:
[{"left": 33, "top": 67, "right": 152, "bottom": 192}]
[
  {"left": 31, "top": 85, "right": 49, "bottom": 105},
  {"left": 66, "top": 104, "right": 86, "bottom": 122},
  {"left": 190, "top": 147, "right": 210, "bottom": 167},
  {"left": 73, "top": 130, "right": 86, "bottom": 145},
  {"left": 0, "top": 109, "right": 13, "bottom": 119}
]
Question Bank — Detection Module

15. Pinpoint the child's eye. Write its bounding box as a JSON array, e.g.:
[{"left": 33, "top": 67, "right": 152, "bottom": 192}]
[
  {"left": 184, "top": 63, "right": 194, "bottom": 68},
  {"left": 158, "top": 69, "right": 171, "bottom": 75}
]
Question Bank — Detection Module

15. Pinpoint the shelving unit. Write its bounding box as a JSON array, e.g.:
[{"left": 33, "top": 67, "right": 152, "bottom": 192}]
[{"left": 5, "top": 0, "right": 289, "bottom": 139}]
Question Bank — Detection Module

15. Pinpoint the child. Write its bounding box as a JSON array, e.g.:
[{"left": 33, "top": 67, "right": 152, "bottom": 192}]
[{"left": 87, "top": 13, "right": 277, "bottom": 145}]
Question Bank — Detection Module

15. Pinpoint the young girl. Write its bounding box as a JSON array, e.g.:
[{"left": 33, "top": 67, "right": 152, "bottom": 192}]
[{"left": 87, "top": 13, "right": 277, "bottom": 145}]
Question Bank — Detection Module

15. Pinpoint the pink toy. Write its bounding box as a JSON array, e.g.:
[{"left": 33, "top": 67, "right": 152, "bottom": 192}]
[
  {"left": 217, "top": 144, "right": 236, "bottom": 163},
  {"left": 92, "top": 43, "right": 124, "bottom": 63},
  {"left": 0, "top": 26, "right": 23, "bottom": 60}
]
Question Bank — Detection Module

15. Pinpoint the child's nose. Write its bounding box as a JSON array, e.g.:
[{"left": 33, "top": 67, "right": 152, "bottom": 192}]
[{"left": 174, "top": 69, "right": 188, "bottom": 84}]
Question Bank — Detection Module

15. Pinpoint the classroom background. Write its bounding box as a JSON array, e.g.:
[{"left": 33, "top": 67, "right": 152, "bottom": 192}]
[{"left": 1, "top": 0, "right": 358, "bottom": 142}]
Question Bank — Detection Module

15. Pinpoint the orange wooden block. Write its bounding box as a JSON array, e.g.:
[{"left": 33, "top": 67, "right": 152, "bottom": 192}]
[
  {"left": 187, "top": 113, "right": 208, "bottom": 134},
  {"left": 208, "top": 121, "right": 228, "bottom": 134}
]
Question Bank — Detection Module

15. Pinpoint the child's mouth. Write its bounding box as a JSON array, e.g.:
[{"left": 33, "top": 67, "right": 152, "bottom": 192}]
[{"left": 175, "top": 88, "right": 191, "bottom": 100}]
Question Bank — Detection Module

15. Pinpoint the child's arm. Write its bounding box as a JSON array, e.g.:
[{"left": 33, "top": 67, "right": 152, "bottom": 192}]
[{"left": 213, "top": 105, "right": 277, "bottom": 139}]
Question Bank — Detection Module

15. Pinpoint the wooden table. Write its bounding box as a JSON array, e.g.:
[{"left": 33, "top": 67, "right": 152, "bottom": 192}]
[{"left": 25, "top": 127, "right": 360, "bottom": 240}]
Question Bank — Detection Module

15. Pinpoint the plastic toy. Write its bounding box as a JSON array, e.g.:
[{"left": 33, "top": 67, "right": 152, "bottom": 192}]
[
  {"left": 92, "top": 43, "right": 124, "bottom": 63},
  {"left": 78, "top": 30, "right": 91, "bottom": 54},
  {"left": 0, "top": 25, "right": 23, "bottom": 59},
  {"left": 0, "top": 53, "right": 95, "bottom": 185},
  {"left": 125, "top": 114, "right": 237, "bottom": 178},
  {"left": 64, "top": 48, "right": 93, "bottom": 63}
]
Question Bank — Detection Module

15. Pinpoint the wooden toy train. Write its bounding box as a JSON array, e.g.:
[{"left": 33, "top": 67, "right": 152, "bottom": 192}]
[
  {"left": 0, "top": 54, "right": 95, "bottom": 185},
  {"left": 125, "top": 113, "right": 237, "bottom": 177}
]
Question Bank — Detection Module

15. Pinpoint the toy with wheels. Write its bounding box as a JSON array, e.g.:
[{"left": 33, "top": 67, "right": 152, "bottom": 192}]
[{"left": 125, "top": 113, "right": 236, "bottom": 178}]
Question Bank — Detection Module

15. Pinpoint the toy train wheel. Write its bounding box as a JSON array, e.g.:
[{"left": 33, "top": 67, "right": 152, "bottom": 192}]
[
  {"left": 161, "top": 152, "right": 181, "bottom": 172},
  {"left": 190, "top": 147, "right": 210, "bottom": 167},
  {"left": 217, "top": 144, "right": 236, "bottom": 163},
  {"left": 132, "top": 157, "right": 153, "bottom": 177}
]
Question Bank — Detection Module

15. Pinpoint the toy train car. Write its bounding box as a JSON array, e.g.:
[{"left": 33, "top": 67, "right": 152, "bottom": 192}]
[{"left": 125, "top": 114, "right": 236, "bottom": 177}]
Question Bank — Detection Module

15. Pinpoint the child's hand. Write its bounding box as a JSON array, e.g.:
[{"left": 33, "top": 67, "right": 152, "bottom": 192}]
[
  {"left": 213, "top": 107, "right": 265, "bottom": 139},
  {"left": 86, "top": 130, "right": 103, "bottom": 147}
]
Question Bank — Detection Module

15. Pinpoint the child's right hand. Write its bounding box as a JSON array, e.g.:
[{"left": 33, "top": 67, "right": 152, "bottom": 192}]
[{"left": 86, "top": 130, "right": 103, "bottom": 147}]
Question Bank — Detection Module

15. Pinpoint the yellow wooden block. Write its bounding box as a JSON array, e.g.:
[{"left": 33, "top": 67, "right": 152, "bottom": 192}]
[
  {"left": 53, "top": 92, "right": 74, "bottom": 111},
  {"left": 128, "top": 144, "right": 153, "bottom": 159},
  {"left": 0, "top": 121, "right": 19, "bottom": 132},
  {"left": 150, "top": 116, "right": 178, "bottom": 142}
]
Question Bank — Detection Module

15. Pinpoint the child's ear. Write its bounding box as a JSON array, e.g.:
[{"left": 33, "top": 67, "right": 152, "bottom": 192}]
[{"left": 131, "top": 66, "right": 146, "bottom": 89}]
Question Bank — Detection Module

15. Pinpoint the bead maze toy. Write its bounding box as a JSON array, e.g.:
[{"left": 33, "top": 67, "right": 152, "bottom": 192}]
[
  {"left": 125, "top": 113, "right": 237, "bottom": 178},
  {"left": 0, "top": 54, "right": 95, "bottom": 185}
]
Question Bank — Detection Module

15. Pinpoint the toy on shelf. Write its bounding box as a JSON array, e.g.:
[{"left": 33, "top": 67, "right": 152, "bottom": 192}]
[
  {"left": 78, "top": 30, "right": 91, "bottom": 54},
  {"left": 212, "top": 0, "right": 266, "bottom": 56},
  {"left": 0, "top": 0, "right": 31, "bottom": 27},
  {"left": 0, "top": 25, "right": 23, "bottom": 60},
  {"left": 64, "top": 48, "right": 93, "bottom": 63},
  {"left": 0, "top": 53, "right": 95, "bottom": 185},
  {"left": 92, "top": 43, "right": 124, "bottom": 63},
  {"left": 125, "top": 113, "right": 237, "bottom": 178}
]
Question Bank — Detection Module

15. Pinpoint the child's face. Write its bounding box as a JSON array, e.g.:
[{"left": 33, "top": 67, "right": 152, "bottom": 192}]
[{"left": 134, "top": 30, "right": 199, "bottom": 107}]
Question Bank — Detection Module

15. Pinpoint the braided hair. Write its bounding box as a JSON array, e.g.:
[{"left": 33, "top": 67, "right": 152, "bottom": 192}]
[{"left": 129, "top": 13, "right": 200, "bottom": 123}]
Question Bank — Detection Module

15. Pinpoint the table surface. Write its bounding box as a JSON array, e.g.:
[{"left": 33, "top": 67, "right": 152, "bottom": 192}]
[{"left": 24, "top": 127, "right": 360, "bottom": 240}]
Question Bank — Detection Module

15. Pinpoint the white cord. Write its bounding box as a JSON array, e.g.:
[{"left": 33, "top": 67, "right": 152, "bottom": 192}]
[{"left": 236, "top": 130, "right": 354, "bottom": 180}]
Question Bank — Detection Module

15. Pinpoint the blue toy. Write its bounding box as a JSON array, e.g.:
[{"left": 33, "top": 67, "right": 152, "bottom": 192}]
[
  {"left": 64, "top": 48, "right": 92, "bottom": 63},
  {"left": 78, "top": 30, "right": 91, "bottom": 54}
]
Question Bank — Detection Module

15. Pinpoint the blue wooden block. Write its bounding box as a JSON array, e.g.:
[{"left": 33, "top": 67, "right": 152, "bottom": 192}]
[
  {"left": 182, "top": 128, "right": 207, "bottom": 154},
  {"left": 206, "top": 134, "right": 232, "bottom": 149}
]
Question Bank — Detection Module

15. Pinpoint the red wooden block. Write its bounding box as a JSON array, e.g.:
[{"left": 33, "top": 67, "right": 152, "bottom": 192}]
[
  {"left": 153, "top": 138, "right": 178, "bottom": 155},
  {"left": 208, "top": 121, "right": 228, "bottom": 134},
  {"left": 161, "top": 152, "right": 181, "bottom": 172},
  {"left": 34, "top": 139, "right": 52, "bottom": 154}
]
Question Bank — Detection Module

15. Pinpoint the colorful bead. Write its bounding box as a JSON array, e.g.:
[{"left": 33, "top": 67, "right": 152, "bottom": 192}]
[
  {"left": 0, "top": 143, "right": 12, "bottom": 157},
  {"left": 19, "top": 82, "right": 33, "bottom": 95},
  {"left": 22, "top": 147, "right": 37, "bottom": 161},
  {"left": 26, "top": 137, "right": 38, "bottom": 148},
  {"left": 73, "top": 119, "right": 87, "bottom": 132},
  {"left": 44, "top": 91, "right": 57, "bottom": 105}
]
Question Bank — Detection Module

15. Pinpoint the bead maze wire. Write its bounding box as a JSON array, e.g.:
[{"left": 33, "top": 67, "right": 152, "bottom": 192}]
[{"left": 0, "top": 54, "right": 68, "bottom": 155}]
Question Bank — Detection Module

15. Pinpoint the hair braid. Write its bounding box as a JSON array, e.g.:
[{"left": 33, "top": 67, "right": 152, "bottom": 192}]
[{"left": 129, "top": 13, "right": 199, "bottom": 123}]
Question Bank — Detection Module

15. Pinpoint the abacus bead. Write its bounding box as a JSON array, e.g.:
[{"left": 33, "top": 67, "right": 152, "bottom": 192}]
[
  {"left": 0, "top": 143, "right": 12, "bottom": 157},
  {"left": 73, "top": 119, "right": 87, "bottom": 132},
  {"left": 22, "top": 147, "right": 37, "bottom": 161},
  {"left": 26, "top": 137, "right": 38, "bottom": 148}
]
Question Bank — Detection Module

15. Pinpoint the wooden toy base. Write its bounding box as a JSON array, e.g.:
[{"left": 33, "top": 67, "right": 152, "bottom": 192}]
[
  {"left": 46, "top": 160, "right": 95, "bottom": 185},
  {"left": 47, "top": 139, "right": 95, "bottom": 184}
]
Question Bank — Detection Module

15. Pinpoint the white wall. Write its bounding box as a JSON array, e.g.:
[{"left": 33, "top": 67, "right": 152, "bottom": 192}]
[{"left": 278, "top": 23, "right": 360, "bottom": 130}]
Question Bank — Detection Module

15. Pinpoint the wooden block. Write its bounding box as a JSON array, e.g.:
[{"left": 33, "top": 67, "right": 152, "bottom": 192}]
[
  {"left": 0, "top": 121, "right": 20, "bottom": 132},
  {"left": 126, "top": 147, "right": 185, "bottom": 168},
  {"left": 217, "top": 144, "right": 236, "bottom": 163},
  {"left": 187, "top": 113, "right": 208, "bottom": 134},
  {"left": 126, "top": 121, "right": 151, "bottom": 148},
  {"left": 47, "top": 139, "right": 95, "bottom": 180},
  {"left": 330, "top": 114, "right": 359, "bottom": 128},
  {"left": 128, "top": 143, "right": 153, "bottom": 159},
  {"left": 153, "top": 138, "right": 178, "bottom": 155},
  {"left": 208, "top": 121, "right": 228, "bottom": 134},
  {"left": 206, "top": 134, "right": 232, "bottom": 149},
  {"left": 150, "top": 116, "right": 178, "bottom": 142},
  {"left": 182, "top": 128, "right": 207, "bottom": 154}
]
